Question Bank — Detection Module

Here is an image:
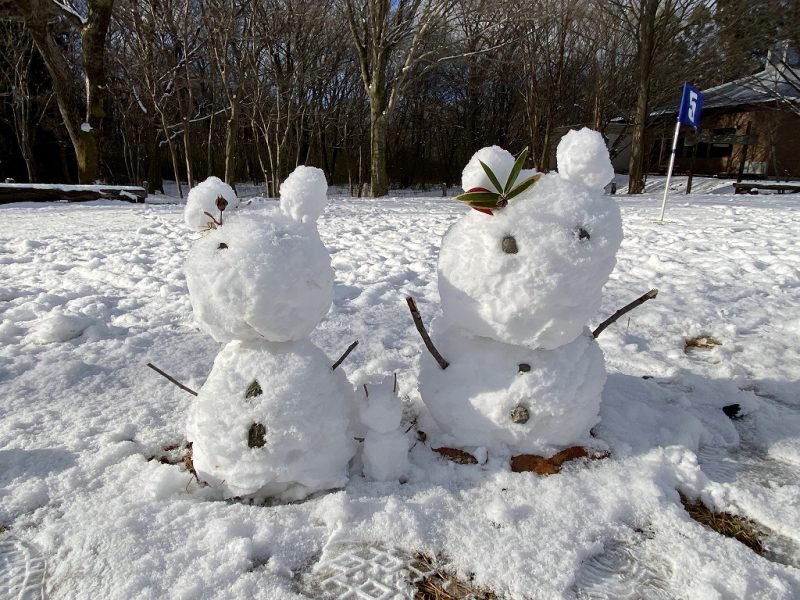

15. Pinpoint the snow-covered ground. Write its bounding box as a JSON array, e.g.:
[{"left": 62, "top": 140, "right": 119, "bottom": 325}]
[{"left": 1, "top": 186, "right": 799, "bottom": 598}]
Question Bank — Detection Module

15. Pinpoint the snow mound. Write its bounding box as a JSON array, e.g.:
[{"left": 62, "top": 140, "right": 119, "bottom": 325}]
[
  {"left": 461, "top": 146, "right": 516, "bottom": 193},
  {"left": 438, "top": 172, "right": 622, "bottom": 349},
  {"left": 184, "top": 176, "right": 239, "bottom": 231},
  {"left": 556, "top": 128, "right": 614, "bottom": 190},
  {"left": 29, "top": 314, "right": 93, "bottom": 344},
  {"left": 184, "top": 211, "right": 333, "bottom": 342},
  {"left": 280, "top": 165, "right": 328, "bottom": 224},
  {"left": 186, "top": 339, "right": 356, "bottom": 500},
  {"left": 419, "top": 326, "right": 606, "bottom": 453}
]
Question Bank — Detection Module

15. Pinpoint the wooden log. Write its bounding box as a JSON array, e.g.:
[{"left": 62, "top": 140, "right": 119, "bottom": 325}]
[
  {"left": 0, "top": 184, "right": 147, "bottom": 204},
  {"left": 733, "top": 182, "right": 800, "bottom": 195}
]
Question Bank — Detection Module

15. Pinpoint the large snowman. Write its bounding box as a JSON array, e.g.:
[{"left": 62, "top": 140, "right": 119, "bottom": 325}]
[
  {"left": 419, "top": 128, "right": 622, "bottom": 456},
  {"left": 183, "top": 170, "right": 356, "bottom": 501}
]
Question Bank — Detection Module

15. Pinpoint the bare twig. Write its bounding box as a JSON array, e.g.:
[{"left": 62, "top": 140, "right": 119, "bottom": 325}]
[
  {"left": 146, "top": 362, "right": 198, "bottom": 396},
  {"left": 405, "top": 296, "right": 449, "bottom": 370},
  {"left": 593, "top": 289, "right": 658, "bottom": 338},
  {"left": 331, "top": 340, "right": 359, "bottom": 371}
]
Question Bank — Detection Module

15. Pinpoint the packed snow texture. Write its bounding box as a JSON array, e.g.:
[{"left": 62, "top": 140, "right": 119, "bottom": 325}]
[
  {"left": 361, "top": 377, "right": 410, "bottom": 481},
  {"left": 2, "top": 184, "right": 800, "bottom": 599},
  {"left": 556, "top": 127, "right": 615, "bottom": 190},
  {"left": 187, "top": 339, "right": 356, "bottom": 499},
  {"left": 28, "top": 313, "right": 93, "bottom": 344},
  {"left": 419, "top": 326, "right": 605, "bottom": 453},
  {"left": 438, "top": 172, "right": 623, "bottom": 349},
  {"left": 183, "top": 212, "right": 334, "bottom": 342},
  {"left": 461, "top": 146, "right": 516, "bottom": 192},
  {"left": 279, "top": 165, "right": 328, "bottom": 224},
  {"left": 183, "top": 176, "right": 239, "bottom": 231}
]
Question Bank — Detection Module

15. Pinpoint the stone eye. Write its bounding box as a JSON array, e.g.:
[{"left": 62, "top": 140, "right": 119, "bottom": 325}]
[
  {"left": 576, "top": 227, "right": 591, "bottom": 241},
  {"left": 248, "top": 423, "right": 266, "bottom": 448},
  {"left": 502, "top": 235, "right": 518, "bottom": 254},
  {"left": 511, "top": 405, "right": 530, "bottom": 424},
  {"left": 245, "top": 380, "right": 262, "bottom": 399},
  {"left": 217, "top": 242, "right": 228, "bottom": 250}
]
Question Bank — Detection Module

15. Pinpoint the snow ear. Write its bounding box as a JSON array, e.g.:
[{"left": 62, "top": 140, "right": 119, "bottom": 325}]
[
  {"left": 556, "top": 128, "right": 614, "bottom": 190},
  {"left": 279, "top": 166, "right": 328, "bottom": 224}
]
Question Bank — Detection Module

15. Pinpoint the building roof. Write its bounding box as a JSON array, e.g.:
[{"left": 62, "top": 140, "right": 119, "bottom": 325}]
[
  {"left": 652, "top": 42, "right": 800, "bottom": 116},
  {"left": 700, "top": 64, "right": 800, "bottom": 110}
]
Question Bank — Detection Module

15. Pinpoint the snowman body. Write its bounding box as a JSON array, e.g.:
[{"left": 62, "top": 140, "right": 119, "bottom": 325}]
[
  {"left": 187, "top": 339, "right": 355, "bottom": 500},
  {"left": 420, "top": 129, "right": 622, "bottom": 455},
  {"left": 184, "top": 167, "right": 356, "bottom": 500},
  {"left": 360, "top": 376, "right": 410, "bottom": 482}
]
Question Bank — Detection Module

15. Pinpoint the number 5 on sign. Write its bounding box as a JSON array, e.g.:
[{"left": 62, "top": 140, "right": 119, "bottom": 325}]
[{"left": 679, "top": 83, "right": 703, "bottom": 130}]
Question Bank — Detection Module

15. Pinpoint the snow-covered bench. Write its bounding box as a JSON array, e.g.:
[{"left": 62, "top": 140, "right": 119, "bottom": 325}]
[
  {"left": 0, "top": 183, "right": 146, "bottom": 204},
  {"left": 733, "top": 182, "right": 800, "bottom": 195}
]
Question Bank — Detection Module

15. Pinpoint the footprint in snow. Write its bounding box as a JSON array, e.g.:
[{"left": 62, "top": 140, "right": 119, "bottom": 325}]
[
  {"left": 0, "top": 530, "right": 46, "bottom": 600},
  {"left": 572, "top": 534, "right": 674, "bottom": 600}
]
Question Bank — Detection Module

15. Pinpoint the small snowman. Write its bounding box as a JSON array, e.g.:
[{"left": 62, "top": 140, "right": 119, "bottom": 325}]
[
  {"left": 360, "top": 375, "right": 410, "bottom": 482},
  {"left": 418, "top": 128, "right": 622, "bottom": 457},
  {"left": 184, "top": 168, "right": 357, "bottom": 501}
]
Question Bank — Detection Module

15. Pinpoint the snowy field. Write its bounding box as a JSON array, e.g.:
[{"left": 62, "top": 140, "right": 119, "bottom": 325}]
[{"left": 1, "top": 188, "right": 800, "bottom": 598}]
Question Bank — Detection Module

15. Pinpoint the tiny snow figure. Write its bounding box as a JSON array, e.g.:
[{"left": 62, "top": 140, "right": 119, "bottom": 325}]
[
  {"left": 184, "top": 169, "right": 356, "bottom": 501},
  {"left": 418, "top": 128, "right": 622, "bottom": 457},
  {"left": 360, "top": 375, "right": 410, "bottom": 482}
]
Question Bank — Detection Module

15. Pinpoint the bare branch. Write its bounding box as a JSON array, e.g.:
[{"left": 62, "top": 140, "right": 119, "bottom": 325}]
[
  {"left": 331, "top": 340, "right": 359, "bottom": 371},
  {"left": 147, "top": 362, "right": 198, "bottom": 396},
  {"left": 406, "top": 296, "right": 449, "bottom": 370},
  {"left": 593, "top": 289, "right": 658, "bottom": 338}
]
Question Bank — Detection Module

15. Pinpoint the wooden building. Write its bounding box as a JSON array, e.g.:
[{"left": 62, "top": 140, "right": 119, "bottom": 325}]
[{"left": 648, "top": 42, "right": 800, "bottom": 178}]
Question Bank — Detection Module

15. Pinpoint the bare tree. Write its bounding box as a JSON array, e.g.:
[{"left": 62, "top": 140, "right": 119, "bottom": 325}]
[
  {"left": 8, "top": 0, "right": 115, "bottom": 183},
  {"left": 0, "top": 21, "right": 53, "bottom": 181},
  {"left": 342, "top": 0, "right": 457, "bottom": 196},
  {"left": 604, "top": 0, "right": 699, "bottom": 193}
]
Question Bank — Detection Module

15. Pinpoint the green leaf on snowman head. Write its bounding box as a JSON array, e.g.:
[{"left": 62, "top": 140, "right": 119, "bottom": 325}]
[
  {"left": 505, "top": 147, "right": 529, "bottom": 194},
  {"left": 479, "top": 160, "right": 504, "bottom": 194},
  {"left": 505, "top": 174, "right": 541, "bottom": 200},
  {"left": 455, "top": 190, "right": 502, "bottom": 208}
]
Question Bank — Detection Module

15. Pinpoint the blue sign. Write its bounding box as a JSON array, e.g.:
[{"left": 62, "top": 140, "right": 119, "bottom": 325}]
[{"left": 677, "top": 82, "right": 703, "bottom": 130}]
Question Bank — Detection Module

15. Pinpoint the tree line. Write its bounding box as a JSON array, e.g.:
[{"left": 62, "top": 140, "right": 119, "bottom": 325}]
[{"left": 0, "top": 0, "right": 796, "bottom": 196}]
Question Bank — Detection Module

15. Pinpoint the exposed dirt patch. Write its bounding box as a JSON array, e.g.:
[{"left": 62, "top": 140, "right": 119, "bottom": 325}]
[
  {"left": 413, "top": 553, "right": 498, "bottom": 599},
  {"left": 684, "top": 336, "right": 722, "bottom": 351},
  {"left": 432, "top": 447, "right": 478, "bottom": 465},
  {"left": 511, "top": 446, "right": 609, "bottom": 475},
  {"left": 679, "top": 493, "right": 763, "bottom": 554}
]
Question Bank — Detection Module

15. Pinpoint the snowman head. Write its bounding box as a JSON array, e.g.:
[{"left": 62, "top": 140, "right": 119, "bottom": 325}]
[
  {"left": 184, "top": 176, "right": 240, "bottom": 231},
  {"left": 438, "top": 129, "right": 622, "bottom": 349},
  {"left": 184, "top": 168, "right": 334, "bottom": 343}
]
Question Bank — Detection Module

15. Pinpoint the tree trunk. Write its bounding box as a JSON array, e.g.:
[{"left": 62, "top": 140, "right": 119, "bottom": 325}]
[
  {"left": 224, "top": 97, "right": 240, "bottom": 187},
  {"left": 146, "top": 126, "right": 163, "bottom": 193},
  {"left": 17, "top": 0, "right": 113, "bottom": 184},
  {"left": 369, "top": 103, "right": 389, "bottom": 197},
  {"left": 628, "top": 0, "right": 657, "bottom": 194},
  {"left": 79, "top": 0, "right": 114, "bottom": 183}
]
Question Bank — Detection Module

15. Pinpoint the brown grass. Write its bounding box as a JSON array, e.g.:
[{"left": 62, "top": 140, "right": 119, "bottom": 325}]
[
  {"left": 679, "top": 493, "right": 764, "bottom": 554},
  {"left": 412, "top": 554, "right": 498, "bottom": 599},
  {"left": 685, "top": 336, "right": 722, "bottom": 350}
]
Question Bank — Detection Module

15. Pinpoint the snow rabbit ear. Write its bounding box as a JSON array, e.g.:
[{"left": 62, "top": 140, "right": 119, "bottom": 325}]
[
  {"left": 556, "top": 128, "right": 614, "bottom": 191},
  {"left": 279, "top": 166, "right": 328, "bottom": 224}
]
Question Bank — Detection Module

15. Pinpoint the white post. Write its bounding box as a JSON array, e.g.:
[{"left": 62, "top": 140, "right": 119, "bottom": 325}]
[{"left": 659, "top": 119, "right": 682, "bottom": 222}]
